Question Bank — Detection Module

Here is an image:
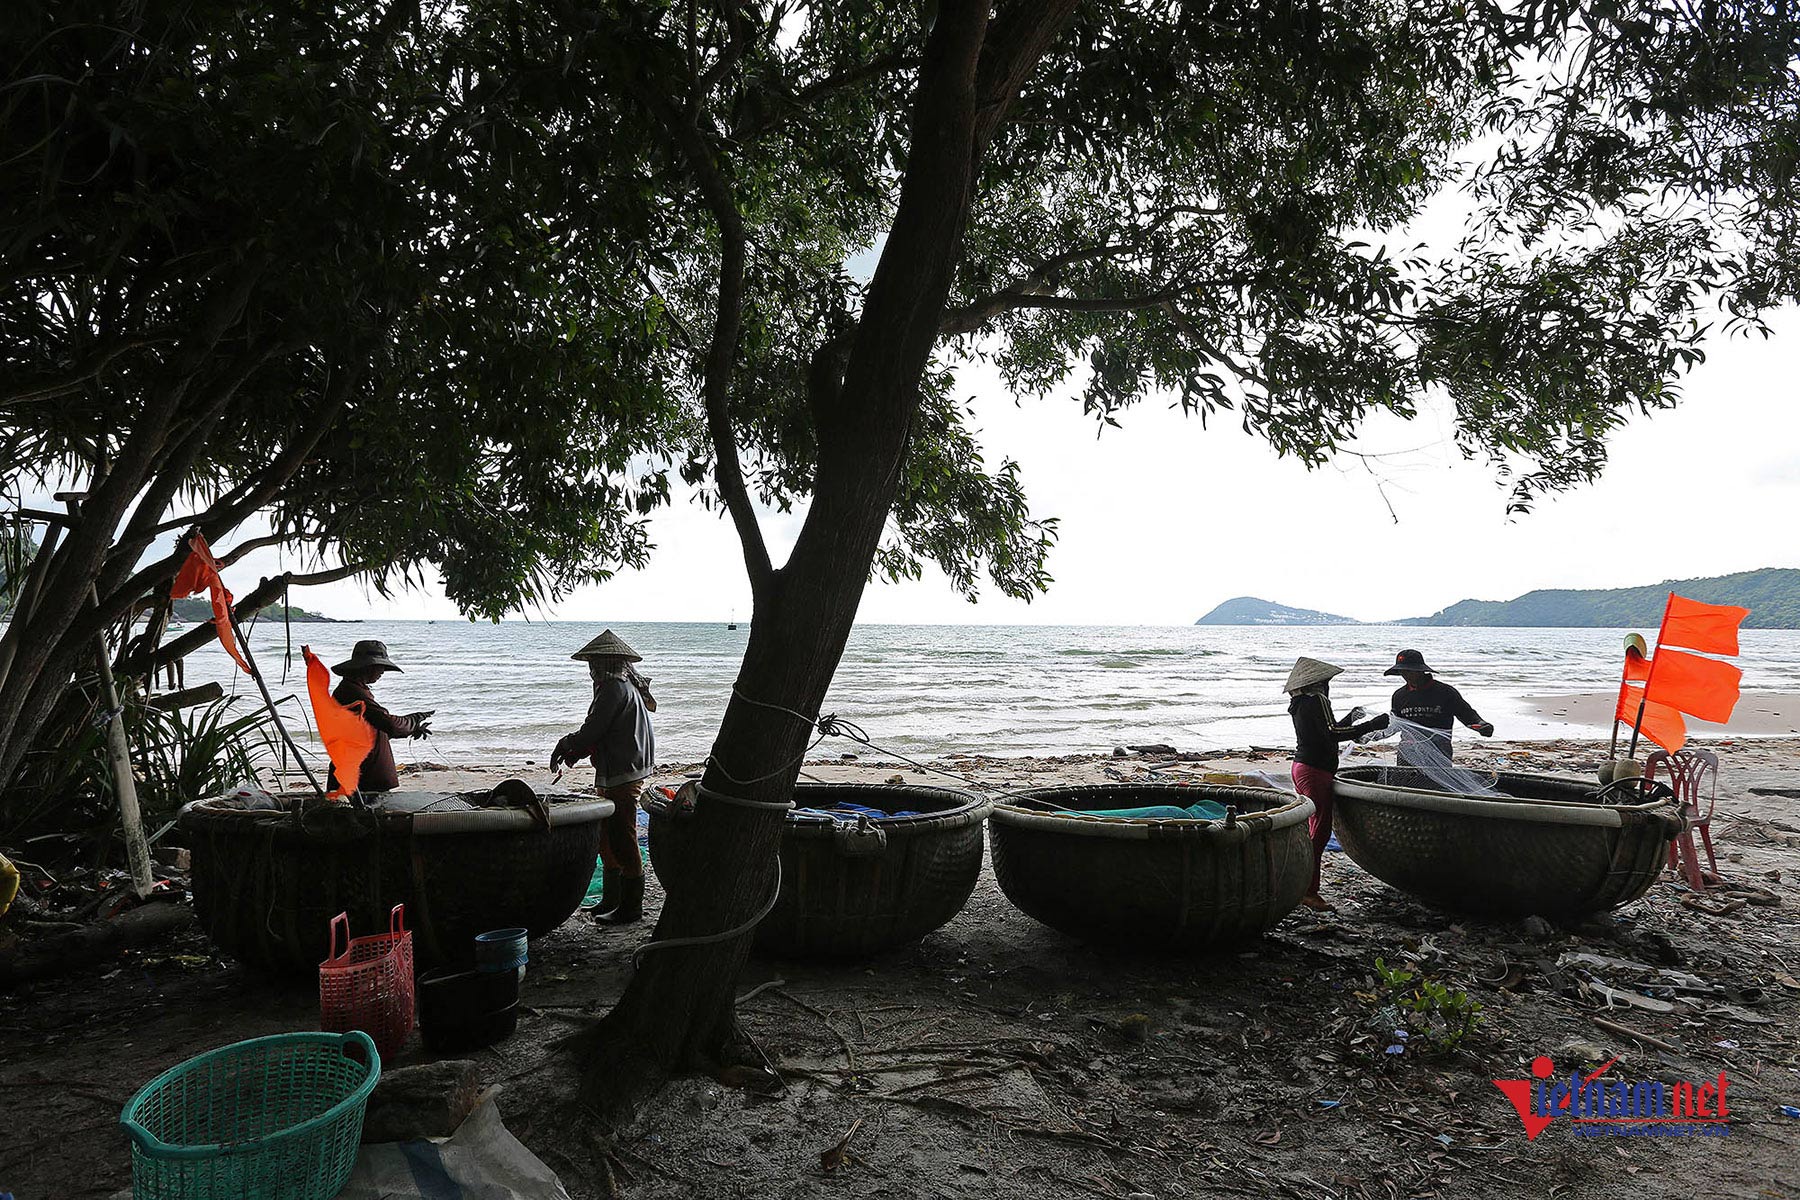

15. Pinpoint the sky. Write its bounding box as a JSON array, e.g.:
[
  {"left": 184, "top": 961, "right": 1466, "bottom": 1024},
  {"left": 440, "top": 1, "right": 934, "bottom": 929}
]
[{"left": 261, "top": 305, "right": 1799, "bottom": 627}]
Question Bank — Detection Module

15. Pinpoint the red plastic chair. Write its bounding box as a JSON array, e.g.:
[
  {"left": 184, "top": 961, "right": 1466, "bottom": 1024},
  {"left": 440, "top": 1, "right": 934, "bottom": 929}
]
[{"left": 1646, "top": 749, "right": 1719, "bottom": 889}]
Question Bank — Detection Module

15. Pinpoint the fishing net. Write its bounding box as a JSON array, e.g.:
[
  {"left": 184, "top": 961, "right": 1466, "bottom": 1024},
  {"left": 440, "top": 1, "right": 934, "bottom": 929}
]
[{"left": 1375, "top": 715, "right": 1502, "bottom": 796}]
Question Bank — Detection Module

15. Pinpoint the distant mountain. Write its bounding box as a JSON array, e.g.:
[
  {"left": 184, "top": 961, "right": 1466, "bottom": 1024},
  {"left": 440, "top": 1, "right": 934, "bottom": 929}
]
[
  {"left": 1400, "top": 568, "right": 1800, "bottom": 629},
  {"left": 1196, "top": 597, "right": 1359, "bottom": 626},
  {"left": 172, "top": 597, "right": 337, "bottom": 623}
]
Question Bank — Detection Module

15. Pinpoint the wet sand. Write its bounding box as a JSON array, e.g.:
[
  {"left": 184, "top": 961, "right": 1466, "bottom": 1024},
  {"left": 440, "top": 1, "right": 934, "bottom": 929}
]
[{"left": 1524, "top": 691, "right": 1800, "bottom": 737}]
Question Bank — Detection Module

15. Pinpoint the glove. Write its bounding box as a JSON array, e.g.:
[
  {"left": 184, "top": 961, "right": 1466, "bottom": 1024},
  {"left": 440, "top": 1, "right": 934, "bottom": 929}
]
[
  {"left": 550, "top": 735, "right": 575, "bottom": 772},
  {"left": 410, "top": 716, "right": 433, "bottom": 739},
  {"left": 1474, "top": 722, "right": 1495, "bottom": 738}
]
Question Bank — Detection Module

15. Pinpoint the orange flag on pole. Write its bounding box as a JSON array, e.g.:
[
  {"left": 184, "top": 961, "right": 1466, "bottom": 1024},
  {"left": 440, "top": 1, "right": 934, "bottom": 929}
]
[
  {"left": 1659, "top": 594, "right": 1749, "bottom": 657},
  {"left": 1645, "top": 647, "right": 1742, "bottom": 724},
  {"left": 1616, "top": 644, "right": 1687, "bottom": 752},
  {"left": 169, "top": 532, "right": 251, "bottom": 673},
  {"left": 302, "top": 646, "right": 375, "bottom": 800}
]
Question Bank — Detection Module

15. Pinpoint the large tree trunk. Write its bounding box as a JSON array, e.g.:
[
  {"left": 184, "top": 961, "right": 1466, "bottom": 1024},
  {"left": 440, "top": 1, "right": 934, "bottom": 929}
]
[{"left": 577, "top": 0, "right": 999, "bottom": 1109}]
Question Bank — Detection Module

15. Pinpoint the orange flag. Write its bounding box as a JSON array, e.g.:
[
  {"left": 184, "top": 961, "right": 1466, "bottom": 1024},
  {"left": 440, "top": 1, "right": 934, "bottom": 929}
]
[
  {"left": 302, "top": 646, "right": 374, "bottom": 800},
  {"left": 170, "top": 532, "right": 251, "bottom": 673},
  {"left": 1616, "top": 646, "right": 1687, "bottom": 751},
  {"left": 1659, "top": 593, "right": 1749, "bottom": 657},
  {"left": 1645, "top": 648, "right": 1742, "bottom": 724}
]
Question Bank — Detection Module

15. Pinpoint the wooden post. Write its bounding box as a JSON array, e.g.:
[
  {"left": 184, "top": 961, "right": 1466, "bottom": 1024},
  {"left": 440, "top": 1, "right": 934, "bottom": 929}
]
[
  {"left": 50, "top": 493, "right": 154, "bottom": 898},
  {"left": 91, "top": 595, "right": 156, "bottom": 899}
]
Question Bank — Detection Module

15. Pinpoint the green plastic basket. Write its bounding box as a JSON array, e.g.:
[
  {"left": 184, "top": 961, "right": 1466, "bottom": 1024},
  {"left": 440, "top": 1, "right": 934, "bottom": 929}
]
[{"left": 120, "top": 1031, "right": 380, "bottom": 1200}]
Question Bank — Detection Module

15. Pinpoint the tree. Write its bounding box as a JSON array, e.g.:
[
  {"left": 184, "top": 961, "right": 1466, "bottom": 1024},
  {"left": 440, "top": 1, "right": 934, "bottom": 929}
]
[
  {"left": 6, "top": 0, "right": 1796, "bottom": 1119},
  {"left": 544, "top": 0, "right": 1800, "bottom": 1110},
  {"left": 0, "top": 1, "right": 679, "bottom": 799}
]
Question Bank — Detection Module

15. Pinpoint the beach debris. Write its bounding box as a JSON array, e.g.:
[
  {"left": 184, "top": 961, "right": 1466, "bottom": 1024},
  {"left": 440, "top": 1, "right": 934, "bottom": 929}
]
[
  {"left": 1589, "top": 982, "right": 1677, "bottom": 1013},
  {"left": 1520, "top": 916, "right": 1555, "bottom": 941},
  {"left": 1591, "top": 1016, "right": 1679, "bottom": 1053},
  {"left": 1782, "top": 1107, "right": 1800, "bottom": 1119},
  {"left": 0, "top": 895, "right": 195, "bottom": 987},
  {"left": 360, "top": 1060, "right": 483, "bottom": 1143},
  {"left": 818, "top": 1115, "right": 866, "bottom": 1172}
]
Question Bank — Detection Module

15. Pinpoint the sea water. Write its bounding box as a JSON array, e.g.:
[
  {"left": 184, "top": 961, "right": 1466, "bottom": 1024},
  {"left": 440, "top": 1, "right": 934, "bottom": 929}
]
[{"left": 171, "top": 621, "right": 1800, "bottom": 766}]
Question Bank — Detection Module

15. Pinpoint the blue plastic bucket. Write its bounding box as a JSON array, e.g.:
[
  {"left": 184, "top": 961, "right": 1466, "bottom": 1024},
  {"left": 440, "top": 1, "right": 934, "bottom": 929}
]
[{"left": 473, "top": 927, "right": 528, "bottom": 973}]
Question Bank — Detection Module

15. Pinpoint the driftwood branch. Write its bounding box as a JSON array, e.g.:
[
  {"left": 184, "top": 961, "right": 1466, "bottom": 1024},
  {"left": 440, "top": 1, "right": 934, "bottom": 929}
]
[{"left": 0, "top": 901, "right": 195, "bottom": 987}]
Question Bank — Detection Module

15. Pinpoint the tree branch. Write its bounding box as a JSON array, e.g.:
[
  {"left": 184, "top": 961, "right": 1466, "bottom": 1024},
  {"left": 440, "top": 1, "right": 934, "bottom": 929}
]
[
  {"left": 214, "top": 532, "right": 290, "bottom": 568},
  {"left": 735, "top": 50, "right": 921, "bottom": 140},
  {"left": 0, "top": 332, "right": 176, "bottom": 408},
  {"left": 615, "top": 23, "right": 774, "bottom": 593},
  {"left": 118, "top": 563, "right": 367, "bottom": 677},
  {"left": 943, "top": 287, "right": 1192, "bottom": 335},
  {"left": 970, "top": 0, "right": 1082, "bottom": 159}
]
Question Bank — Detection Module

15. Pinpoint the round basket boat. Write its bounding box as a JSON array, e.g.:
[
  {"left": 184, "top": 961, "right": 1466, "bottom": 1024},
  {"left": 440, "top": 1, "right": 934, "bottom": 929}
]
[
  {"left": 1331, "top": 766, "right": 1683, "bottom": 919},
  {"left": 989, "top": 784, "right": 1314, "bottom": 950},
  {"left": 180, "top": 791, "right": 612, "bottom": 972},
  {"left": 646, "top": 783, "right": 991, "bottom": 959}
]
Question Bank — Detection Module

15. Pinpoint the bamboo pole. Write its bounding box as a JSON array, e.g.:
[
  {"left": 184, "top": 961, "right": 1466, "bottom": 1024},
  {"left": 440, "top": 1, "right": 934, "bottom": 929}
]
[
  {"left": 227, "top": 608, "right": 327, "bottom": 807},
  {"left": 91, "top": 591, "right": 155, "bottom": 899},
  {"left": 1625, "top": 594, "right": 1676, "bottom": 760},
  {"left": 1608, "top": 633, "right": 1647, "bottom": 759}
]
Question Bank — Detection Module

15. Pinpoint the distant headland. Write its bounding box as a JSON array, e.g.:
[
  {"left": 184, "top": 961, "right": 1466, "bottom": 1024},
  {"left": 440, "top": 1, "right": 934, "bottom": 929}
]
[{"left": 1197, "top": 568, "right": 1800, "bottom": 629}]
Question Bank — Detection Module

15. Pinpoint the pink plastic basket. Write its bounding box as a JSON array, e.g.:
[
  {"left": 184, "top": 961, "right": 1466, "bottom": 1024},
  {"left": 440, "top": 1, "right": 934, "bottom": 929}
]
[{"left": 319, "top": 905, "right": 414, "bottom": 1058}]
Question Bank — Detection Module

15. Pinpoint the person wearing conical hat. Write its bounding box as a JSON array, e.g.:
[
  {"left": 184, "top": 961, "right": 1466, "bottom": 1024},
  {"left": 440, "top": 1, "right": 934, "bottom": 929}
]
[
  {"left": 1286, "top": 656, "right": 1387, "bottom": 911},
  {"left": 552, "top": 629, "right": 657, "bottom": 925},
  {"left": 329, "top": 640, "right": 433, "bottom": 794}
]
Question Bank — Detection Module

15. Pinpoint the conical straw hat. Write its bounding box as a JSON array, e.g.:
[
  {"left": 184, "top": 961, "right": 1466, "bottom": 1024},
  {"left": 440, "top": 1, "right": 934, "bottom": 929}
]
[
  {"left": 1284, "top": 656, "right": 1342, "bottom": 693},
  {"left": 571, "top": 629, "right": 642, "bottom": 662}
]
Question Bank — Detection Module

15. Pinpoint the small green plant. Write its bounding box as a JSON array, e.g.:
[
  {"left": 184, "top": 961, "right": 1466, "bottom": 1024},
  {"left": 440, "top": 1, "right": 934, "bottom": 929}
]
[
  {"left": 126, "top": 695, "right": 291, "bottom": 822},
  {"left": 1373, "top": 957, "right": 1484, "bottom": 1052}
]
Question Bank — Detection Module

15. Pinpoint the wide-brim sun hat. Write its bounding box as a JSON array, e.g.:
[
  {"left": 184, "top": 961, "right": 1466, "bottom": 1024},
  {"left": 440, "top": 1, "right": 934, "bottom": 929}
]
[
  {"left": 1284, "top": 656, "right": 1343, "bottom": 693},
  {"left": 1383, "top": 648, "right": 1437, "bottom": 677},
  {"left": 332, "top": 639, "right": 403, "bottom": 675},
  {"left": 572, "top": 629, "right": 642, "bottom": 662}
]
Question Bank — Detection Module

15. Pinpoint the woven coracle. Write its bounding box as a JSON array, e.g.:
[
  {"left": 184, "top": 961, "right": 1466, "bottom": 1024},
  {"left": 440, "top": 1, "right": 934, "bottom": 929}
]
[
  {"left": 646, "top": 783, "right": 991, "bottom": 958},
  {"left": 989, "top": 784, "right": 1314, "bottom": 950},
  {"left": 1331, "top": 766, "right": 1683, "bottom": 918},
  {"left": 181, "top": 792, "right": 611, "bottom": 972}
]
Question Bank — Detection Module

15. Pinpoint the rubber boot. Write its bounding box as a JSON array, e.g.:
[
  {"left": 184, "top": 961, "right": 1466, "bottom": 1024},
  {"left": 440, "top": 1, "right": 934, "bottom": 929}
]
[
  {"left": 592, "top": 873, "right": 644, "bottom": 925},
  {"left": 587, "top": 866, "right": 622, "bottom": 917}
]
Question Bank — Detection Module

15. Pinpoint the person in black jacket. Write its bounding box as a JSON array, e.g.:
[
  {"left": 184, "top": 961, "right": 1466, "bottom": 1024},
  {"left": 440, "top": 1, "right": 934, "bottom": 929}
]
[
  {"left": 1385, "top": 649, "right": 1494, "bottom": 769},
  {"left": 1286, "top": 656, "right": 1388, "bottom": 911},
  {"left": 328, "top": 640, "right": 432, "bottom": 793}
]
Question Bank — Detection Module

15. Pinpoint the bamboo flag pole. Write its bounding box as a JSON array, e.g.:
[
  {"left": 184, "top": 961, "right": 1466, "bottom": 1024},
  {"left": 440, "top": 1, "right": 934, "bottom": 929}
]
[
  {"left": 1624, "top": 594, "right": 1676, "bottom": 761},
  {"left": 1609, "top": 632, "right": 1648, "bottom": 759},
  {"left": 227, "top": 607, "right": 327, "bottom": 808}
]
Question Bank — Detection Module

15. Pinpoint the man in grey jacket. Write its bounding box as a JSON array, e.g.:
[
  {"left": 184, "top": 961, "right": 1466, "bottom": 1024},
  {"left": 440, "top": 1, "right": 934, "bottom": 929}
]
[{"left": 552, "top": 629, "right": 656, "bottom": 924}]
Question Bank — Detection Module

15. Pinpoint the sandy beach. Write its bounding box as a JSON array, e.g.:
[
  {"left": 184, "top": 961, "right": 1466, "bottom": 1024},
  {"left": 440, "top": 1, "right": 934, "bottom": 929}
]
[
  {"left": 394, "top": 731, "right": 1800, "bottom": 799},
  {"left": 1523, "top": 691, "right": 1800, "bottom": 738},
  {"left": 5, "top": 733, "right": 1800, "bottom": 1200}
]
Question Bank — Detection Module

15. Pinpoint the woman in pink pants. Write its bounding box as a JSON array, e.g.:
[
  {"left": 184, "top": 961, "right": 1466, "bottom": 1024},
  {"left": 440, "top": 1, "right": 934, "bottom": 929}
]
[{"left": 1284, "top": 657, "right": 1388, "bottom": 911}]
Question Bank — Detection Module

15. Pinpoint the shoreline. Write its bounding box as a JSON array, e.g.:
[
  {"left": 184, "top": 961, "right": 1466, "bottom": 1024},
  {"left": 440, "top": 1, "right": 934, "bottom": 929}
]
[
  {"left": 1521, "top": 690, "right": 1800, "bottom": 737},
  {"left": 394, "top": 732, "right": 1800, "bottom": 796}
]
